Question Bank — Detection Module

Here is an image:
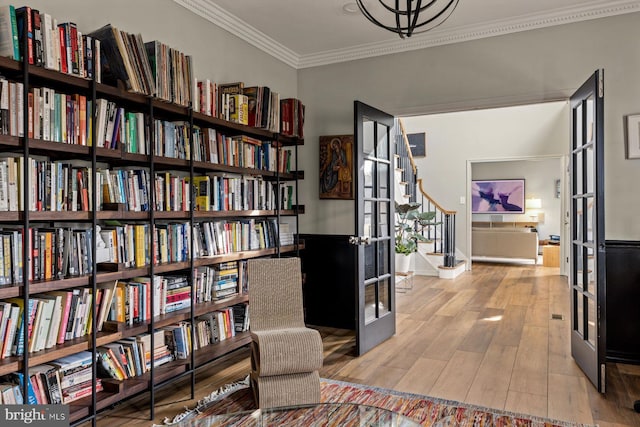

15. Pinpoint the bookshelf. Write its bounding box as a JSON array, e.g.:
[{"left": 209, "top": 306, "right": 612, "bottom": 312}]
[{"left": 0, "top": 11, "right": 304, "bottom": 425}]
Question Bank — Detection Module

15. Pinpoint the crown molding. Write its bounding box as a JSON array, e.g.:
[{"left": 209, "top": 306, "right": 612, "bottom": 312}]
[
  {"left": 298, "top": 0, "right": 640, "bottom": 68},
  {"left": 173, "top": 0, "right": 300, "bottom": 68},
  {"left": 174, "top": 0, "right": 640, "bottom": 70}
]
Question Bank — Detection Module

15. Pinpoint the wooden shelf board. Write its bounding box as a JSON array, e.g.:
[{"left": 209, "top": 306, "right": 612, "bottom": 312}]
[
  {"left": 28, "top": 139, "right": 91, "bottom": 155},
  {"left": 276, "top": 135, "right": 304, "bottom": 147},
  {"left": 192, "top": 332, "right": 252, "bottom": 368},
  {"left": 0, "top": 134, "right": 20, "bottom": 147},
  {"left": 155, "top": 211, "right": 190, "bottom": 220},
  {"left": 96, "top": 147, "right": 124, "bottom": 159},
  {"left": 193, "top": 209, "right": 275, "bottom": 219},
  {"left": 95, "top": 83, "right": 149, "bottom": 105},
  {"left": 152, "top": 294, "right": 249, "bottom": 330},
  {"left": 152, "top": 98, "right": 190, "bottom": 117},
  {"left": 29, "top": 66, "right": 91, "bottom": 90},
  {"left": 0, "top": 331, "right": 115, "bottom": 377},
  {"left": 96, "top": 210, "right": 150, "bottom": 220},
  {"left": 120, "top": 152, "right": 150, "bottom": 163},
  {"left": 68, "top": 378, "right": 148, "bottom": 423},
  {"left": 192, "top": 112, "right": 274, "bottom": 139},
  {"left": 153, "top": 156, "right": 190, "bottom": 169},
  {"left": 154, "top": 261, "right": 191, "bottom": 274}
]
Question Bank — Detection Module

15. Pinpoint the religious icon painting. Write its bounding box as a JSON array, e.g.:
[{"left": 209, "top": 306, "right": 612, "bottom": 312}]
[{"left": 319, "top": 135, "right": 354, "bottom": 200}]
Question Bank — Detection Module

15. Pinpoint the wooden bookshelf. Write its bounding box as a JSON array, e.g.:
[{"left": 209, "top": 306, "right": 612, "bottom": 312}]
[{"left": 0, "top": 21, "right": 304, "bottom": 424}]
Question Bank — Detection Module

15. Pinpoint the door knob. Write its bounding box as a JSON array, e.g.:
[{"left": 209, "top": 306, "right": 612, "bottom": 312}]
[{"left": 349, "top": 236, "right": 371, "bottom": 245}]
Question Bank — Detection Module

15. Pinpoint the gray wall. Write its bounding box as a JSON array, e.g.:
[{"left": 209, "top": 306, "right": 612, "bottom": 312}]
[
  {"left": 472, "top": 159, "right": 563, "bottom": 244},
  {"left": 298, "top": 12, "right": 640, "bottom": 247}
]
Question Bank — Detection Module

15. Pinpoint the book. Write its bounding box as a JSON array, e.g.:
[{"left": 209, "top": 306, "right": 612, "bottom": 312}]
[
  {"left": 218, "top": 82, "right": 244, "bottom": 120},
  {"left": 2, "top": 305, "right": 19, "bottom": 358},
  {"left": 15, "top": 6, "right": 33, "bottom": 64},
  {"left": 50, "top": 350, "right": 93, "bottom": 374},
  {"left": 189, "top": 175, "right": 210, "bottom": 211},
  {"left": 96, "top": 280, "right": 118, "bottom": 331},
  {"left": 0, "top": 5, "right": 19, "bottom": 60},
  {"left": 88, "top": 24, "right": 135, "bottom": 92},
  {"left": 46, "top": 290, "right": 73, "bottom": 345}
]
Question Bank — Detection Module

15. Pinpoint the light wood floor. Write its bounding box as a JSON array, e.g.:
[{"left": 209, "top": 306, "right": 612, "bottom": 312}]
[{"left": 89, "top": 262, "right": 640, "bottom": 426}]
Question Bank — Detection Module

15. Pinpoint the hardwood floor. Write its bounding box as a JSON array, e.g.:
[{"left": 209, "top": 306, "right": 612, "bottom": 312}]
[{"left": 89, "top": 262, "right": 640, "bottom": 426}]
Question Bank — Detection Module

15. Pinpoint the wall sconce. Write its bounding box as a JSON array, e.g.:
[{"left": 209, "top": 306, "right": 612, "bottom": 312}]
[{"left": 525, "top": 198, "right": 542, "bottom": 222}]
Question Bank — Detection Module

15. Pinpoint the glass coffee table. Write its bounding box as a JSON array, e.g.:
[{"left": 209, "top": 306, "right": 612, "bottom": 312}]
[{"left": 175, "top": 402, "right": 422, "bottom": 426}]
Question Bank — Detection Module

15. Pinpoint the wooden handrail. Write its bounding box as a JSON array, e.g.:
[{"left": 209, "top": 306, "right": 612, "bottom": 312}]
[
  {"left": 398, "top": 118, "right": 417, "bottom": 175},
  {"left": 417, "top": 178, "right": 457, "bottom": 215}
]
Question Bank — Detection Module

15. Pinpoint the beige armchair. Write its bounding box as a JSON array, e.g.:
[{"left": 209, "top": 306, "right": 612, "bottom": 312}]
[{"left": 247, "top": 257, "right": 323, "bottom": 408}]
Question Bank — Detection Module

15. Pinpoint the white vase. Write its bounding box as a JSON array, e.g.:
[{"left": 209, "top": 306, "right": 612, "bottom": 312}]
[{"left": 395, "top": 253, "right": 412, "bottom": 274}]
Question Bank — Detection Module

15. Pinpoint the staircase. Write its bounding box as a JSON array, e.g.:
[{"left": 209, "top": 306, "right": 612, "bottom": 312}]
[{"left": 395, "top": 119, "right": 465, "bottom": 279}]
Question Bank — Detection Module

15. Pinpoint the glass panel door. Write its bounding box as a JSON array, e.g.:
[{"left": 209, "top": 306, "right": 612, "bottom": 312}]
[
  {"left": 354, "top": 101, "right": 395, "bottom": 355},
  {"left": 569, "top": 70, "right": 606, "bottom": 392}
]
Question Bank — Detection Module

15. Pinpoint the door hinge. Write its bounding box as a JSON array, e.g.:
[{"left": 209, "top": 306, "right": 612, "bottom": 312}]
[
  {"left": 598, "top": 71, "right": 604, "bottom": 98},
  {"left": 600, "top": 364, "right": 606, "bottom": 393}
]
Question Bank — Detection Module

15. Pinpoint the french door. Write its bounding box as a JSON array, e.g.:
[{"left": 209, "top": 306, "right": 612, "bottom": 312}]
[
  {"left": 569, "top": 70, "right": 606, "bottom": 392},
  {"left": 353, "top": 101, "right": 396, "bottom": 355}
]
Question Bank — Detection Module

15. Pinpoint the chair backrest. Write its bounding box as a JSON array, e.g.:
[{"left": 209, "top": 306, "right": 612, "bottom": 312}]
[{"left": 247, "top": 257, "right": 305, "bottom": 331}]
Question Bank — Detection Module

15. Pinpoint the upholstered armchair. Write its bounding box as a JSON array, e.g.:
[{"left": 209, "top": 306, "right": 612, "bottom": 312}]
[{"left": 247, "top": 257, "right": 323, "bottom": 408}]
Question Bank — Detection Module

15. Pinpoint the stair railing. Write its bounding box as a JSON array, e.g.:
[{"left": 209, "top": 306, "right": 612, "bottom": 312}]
[
  {"left": 417, "top": 178, "right": 457, "bottom": 267},
  {"left": 397, "top": 119, "right": 417, "bottom": 203},
  {"left": 396, "top": 119, "right": 457, "bottom": 268}
]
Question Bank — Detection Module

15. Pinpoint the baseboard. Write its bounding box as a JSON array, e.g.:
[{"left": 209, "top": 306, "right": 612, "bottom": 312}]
[{"left": 437, "top": 261, "right": 466, "bottom": 279}]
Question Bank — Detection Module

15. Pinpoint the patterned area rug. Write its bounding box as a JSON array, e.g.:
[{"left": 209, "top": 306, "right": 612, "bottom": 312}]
[{"left": 160, "top": 376, "right": 594, "bottom": 426}]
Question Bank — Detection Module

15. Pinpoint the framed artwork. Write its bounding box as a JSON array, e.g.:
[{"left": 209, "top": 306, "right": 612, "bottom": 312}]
[
  {"left": 626, "top": 114, "right": 640, "bottom": 159},
  {"left": 407, "top": 132, "right": 426, "bottom": 157},
  {"left": 471, "top": 179, "right": 525, "bottom": 214},
  {"left": 319, "top": 135, "right": 354, "bottom": 199}
]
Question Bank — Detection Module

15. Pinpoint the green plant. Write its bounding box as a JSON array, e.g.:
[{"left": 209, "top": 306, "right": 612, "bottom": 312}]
[{"left": 395, "top": 202, "right": 438, "bottom": 255}]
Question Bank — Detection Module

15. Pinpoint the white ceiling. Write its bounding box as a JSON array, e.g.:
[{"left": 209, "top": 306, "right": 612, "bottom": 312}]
[{"left": 174, "top": 0, "right": 640, "bottom": 68}]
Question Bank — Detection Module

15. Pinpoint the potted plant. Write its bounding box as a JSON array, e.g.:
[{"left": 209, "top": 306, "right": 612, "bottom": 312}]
[{"left": 395, "top": 201, "right": 437, "bottom": 273}]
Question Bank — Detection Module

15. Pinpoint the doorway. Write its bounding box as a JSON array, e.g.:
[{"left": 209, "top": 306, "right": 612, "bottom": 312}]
[
  {"left": 400, "top": 101, "right": 570, "bottom": 272},
  {"left": 468, "top": 156, "right": 566, "bottom": 274}
]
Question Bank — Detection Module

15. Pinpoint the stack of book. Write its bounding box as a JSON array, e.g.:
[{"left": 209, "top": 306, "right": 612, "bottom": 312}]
[
  {"left": 217, "top": 83, "right": 280, "bottom": 131},
  {"left": 193, "top": 262, "right": 239, "bottom": 303},
  {"left": 243, "top": 85, "right": 280, "bottom": 131},
  {"left": 87, "top": 24, "right": 153, "bottom": 95},
  {"left": 96, "top": 330, "right": 172, "bottom": 381},
  {"left": 153, "top": 120, "right": 191, "bottom": 160},
  {"left": 280, "top": 98, "right": 305, "bottom": 138},
  {"left": 0, "top": 156, "right": 93, "bottom": 212},
  {"left": 0, "top": 381, "right": 23, "bottom": 404},
  {"left": 0, "top": 5, "right": 100, "bottom": 79},
  {"left": 145, "top": 40, "right": 193, "bottom": 106},
  {"left": 193, "top": 79, "right": 217, "bottom": 117},
  {"left": 0, "top": 78, "right": 92, "bottom": 143},
  {"left": 154, "top": 222, "right": 190, "bottom": 265},
  {"left": 98, "top": 223, "right": 150, "bottom": 268},
  {"left": 161, "top": 322, "right": 190, "bottom": 360},
  {"left": 231, "top": 303, "right": 250, "bottom": 333},
  {"left": 0, "top": 227, "right": 93, "bottom": 284},
  {"left": 161, "top": 275, "right": 191, "bottom": 314},
  {"left": 154, "top": 171, "right": 191, "bottom": 212},
  {"left": 193, "top": 218, "right": 279, "bottom": 256},
  {"left": 0, "top": 283, "right": 117, "bottom": 359},
  {"left": 97, "top": 168, "right": 151, "bottom": 212},
  {"left": 50, "top": 351, "right": 102, "bottom": 404}
]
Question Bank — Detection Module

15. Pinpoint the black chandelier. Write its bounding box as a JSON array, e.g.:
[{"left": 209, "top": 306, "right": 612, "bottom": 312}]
[{"left": 356, "top": 0, "right": 460, "bottom": 39}]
